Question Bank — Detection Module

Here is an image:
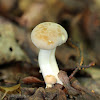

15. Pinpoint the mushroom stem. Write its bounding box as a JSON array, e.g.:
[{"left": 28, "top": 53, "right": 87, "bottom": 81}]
[{"left": 38, "top": 48, "right": 62, "bottom": 87}]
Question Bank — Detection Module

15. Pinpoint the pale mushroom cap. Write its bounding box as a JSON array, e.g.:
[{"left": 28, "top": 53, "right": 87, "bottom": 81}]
[
  {"left": 31, "top": 22, "right": 68, "bottom": 50},
  {"left": 45, "top": 75, "right": 57, "bottom": 84}
]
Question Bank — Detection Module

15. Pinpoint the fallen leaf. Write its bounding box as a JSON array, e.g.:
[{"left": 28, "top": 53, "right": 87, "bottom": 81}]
[
  {"left": 58, "top": 70, "right": 80, "bottom": 96},
  {"left": 0, "top": 84, "right": 21, "bottom": 100},
  {"left": 22, "top": 76, "right": 44, "bottom": 84}
]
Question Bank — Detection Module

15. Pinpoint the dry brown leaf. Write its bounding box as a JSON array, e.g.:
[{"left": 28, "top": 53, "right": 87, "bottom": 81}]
[{"left": 22, "top": 76, "right": 44, "bottom": 84}]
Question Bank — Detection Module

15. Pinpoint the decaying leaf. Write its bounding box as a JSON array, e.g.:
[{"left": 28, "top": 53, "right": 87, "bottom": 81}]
[
  {"left": 0, "top": 84, "right": 21, "bottom": 100},
  {"left": 22, "top": 76, "right": 44, "bottom": 84},
  {"left": 17, "top": 0, "right": 65, "bottom": 29},
  {"left": 58, "top": 70, "right": 80, "bottom": 96},
  {"left": 17, "top": 2, "right": 46, "bottom": 28},
  {"left": 0, "top": 16, "right": 29, "bottom": 64}
]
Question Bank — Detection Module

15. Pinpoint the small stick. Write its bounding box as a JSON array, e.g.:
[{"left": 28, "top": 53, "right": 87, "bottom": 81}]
[
  {"left": 69, "top": 62, "right": 95, "bottom": 79},
  {"left": 69, "top": 68, "right": 79, "bottom": 79}
]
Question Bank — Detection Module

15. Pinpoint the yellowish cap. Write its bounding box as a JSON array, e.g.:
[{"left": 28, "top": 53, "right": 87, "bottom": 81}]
[{"left": 31, "top": 22, "right": 68, "bottom": 50}]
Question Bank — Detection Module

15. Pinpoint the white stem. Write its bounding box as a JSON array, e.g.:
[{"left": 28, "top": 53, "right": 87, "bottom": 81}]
[{"left": 38, "top": 48, "right": 62, "bottom": 86}]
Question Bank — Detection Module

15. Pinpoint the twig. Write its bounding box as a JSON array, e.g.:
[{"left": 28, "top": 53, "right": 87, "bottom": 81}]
[{"left": 69, "top": 62, "right": 95, "bottom": 79}]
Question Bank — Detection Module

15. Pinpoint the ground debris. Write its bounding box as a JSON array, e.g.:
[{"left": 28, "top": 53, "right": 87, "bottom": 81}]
[
  {"left": 58, "top": 70, "right": 80, "bottom": 96},
  {"left": 1, "top": 82, "right": 99, "bottom": 100},
  {"left": 8, "top": 95, "right": 27, "bottom": 100},
  {"left": 29, "top": 87, "right": 45, "bottom": 100},
  {"left": 0, "top": 0, "right": 100, "bottom": 100},
  {"left": 21, "top": 87, "right": 37, "bottom": 96},
  {"left": 58, "top": 70, "right": 100, "bottom": 100},
  {"left": 45, "top": 87, "right": 66, "bottom": 100}
]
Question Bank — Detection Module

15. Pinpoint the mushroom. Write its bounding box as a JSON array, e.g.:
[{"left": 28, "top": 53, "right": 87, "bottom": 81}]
[{"left": 31, "top": 22, "right": 68, "bottom": 88}]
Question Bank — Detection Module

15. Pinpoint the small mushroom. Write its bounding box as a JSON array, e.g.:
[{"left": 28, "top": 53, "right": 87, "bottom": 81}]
[
  {"left": 45, "top": 75, "right": 57, "bottom": 88},
  {"left": 31, "top": 22, "right": 68, "bottom": 88}
]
